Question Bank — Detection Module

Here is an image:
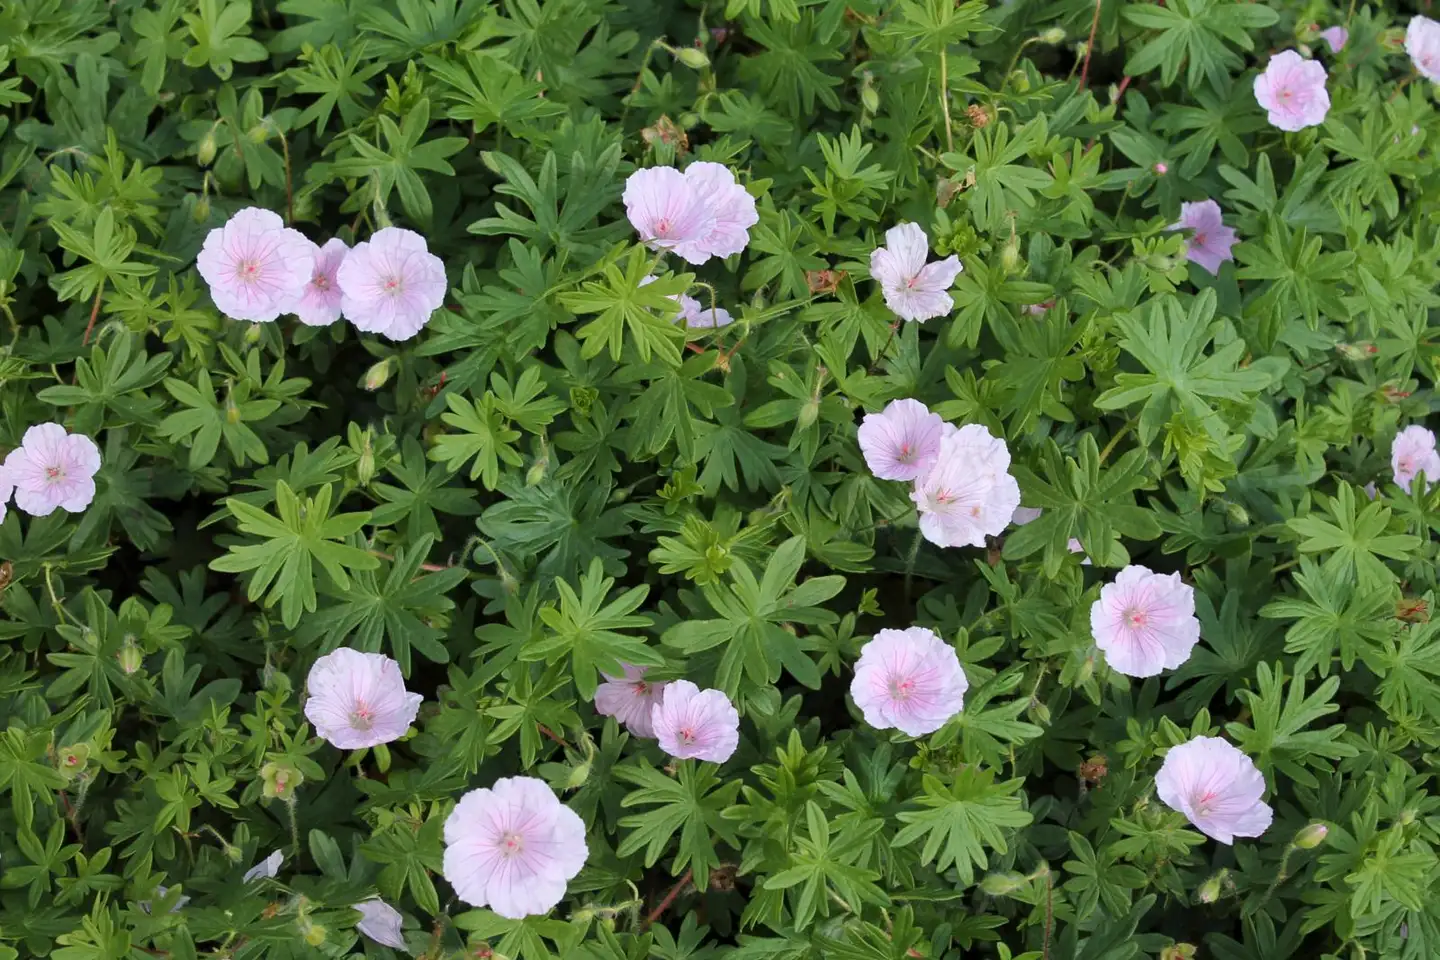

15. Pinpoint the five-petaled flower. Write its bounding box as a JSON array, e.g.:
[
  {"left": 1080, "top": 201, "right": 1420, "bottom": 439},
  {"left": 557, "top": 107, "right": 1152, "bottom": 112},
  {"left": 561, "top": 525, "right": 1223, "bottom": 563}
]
[
  {"left": 595, "top": 663, "right": 668, "bottom": 738},
  {"left": 196, "top": 207, "right": 315, "bottom": 322},
  {"left": 850, "top": 626, "right": 968, "bottom": 737},
  {"left": 1391, "top": 425, "right": 1440, "bottom": 491},
  {"left": 869, "top": 222, "right": 964, "bottom": 322},
  {"left": 1253, "top": 50, "right": 1330, "bottom": 131},
  {"left": 1090, "top": 565, "right": 1201, "bottom": 678},
  {"left": 858, "top": 398, "right": 947, "bottom": 482},
  {"left": 1155, "top": 737, "right": 1273, "bottom": 844},
  {"left": 652, "top": 680, "right": 740, "bottom": 762},
  {"left": 1168, "top": 200, "right": 1237, "bottom": 276},
  {"left": 3, "top": 423, "right": 101, "bottom": 517},
  {"left": 337, "top": 227, "right": 448, "bottom": 341},
  {"left": 911, "top": 424, "right": 1021, "bottom": 548},
  {"left": 303, "top": 648, "right": 422, "bottom": 750}
]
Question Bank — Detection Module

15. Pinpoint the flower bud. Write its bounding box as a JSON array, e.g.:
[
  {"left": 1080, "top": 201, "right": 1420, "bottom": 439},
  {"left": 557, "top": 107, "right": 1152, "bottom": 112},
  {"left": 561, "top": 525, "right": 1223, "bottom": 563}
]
[
  {"left": 197, "top": 132, "right": 218, "bottom": 167},
  {"left": 1153, "top": 161, "right": 1169, "bottom": 175},
  {"left": 117, "top": 638, "right": 144, "bottom": 676},
  {"left": 1076, "top": 655, "right": 1095, "bottom": 686},
  {"left": 980, "top": 871, "right": 1028, "bottom": 896},
  {"left": 676, "top": 47, "right": 710, "bottom": 70},
  {"left": 297, "top": 917, "right": 327, "bottom": 947},
  {"left": 243, "top": 323, "right": 262, "bottom": 345},
  {"left": 356, "top": 439, "right": 376, "bottom": 487},
  {"left": 1293, "top": 822, "right": 1328, "bottom": 849},
  {"left": 361, "top": 357, "right": 395, "bottom": 391},
  {"left": 861, "top": 83, "right": 880, "bottom": 115},
  {"left": 1196, "top": 869, "right": 1227, "bottom": 904},
  {"left": 525, "top": 453, "right": 549, "bottom": 487},
  {"left": 57, "top": 744, "right": 90, "bottom": 780},
  {"left": 225, "top": 396, "right": 242, "bottom": 425},
  {"left": 248, "top": 123, "right": 269, "bottom": 144},
  {"left": 797, "top": 398, "right": 821, "bottom": 429},
  {"left": 193, "top": 196, "right": 211, "bottom": 223},
  {"left": 1000, "top": 236, "right": 1021, "bottom": 275},
  {"left": 1224, "top": 501, "right": 1250, "bottom": 526},
  {"left": 1038, "top": 27, "right": 1066, "bottom": 45},
  {"left": 564, "top": 759, "right": 591, "bottom": 790},
  {"left": 261, "top": 761, "right": 303, "bottom": 801}
]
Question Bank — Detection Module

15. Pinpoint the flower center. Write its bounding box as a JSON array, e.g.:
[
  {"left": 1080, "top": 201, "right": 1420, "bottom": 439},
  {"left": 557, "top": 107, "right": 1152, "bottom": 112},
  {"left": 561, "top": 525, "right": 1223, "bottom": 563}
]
[
  {"left": 1280, "top": 88, "right": 1293, "bottom": 102},
  {"left": 897, "top": 443, "right": 914, "bottom": 464},
  {"left": 313, "top": 274, "right": 330, "bottom": 290},
  {"left": 889, "top": 677, "right": 916, "bottom": 701},
  {"left": 631, "top": 681, "right": 649, "bottom": 695},
  {"left": 655, "top": 218, "right": 672, "bottom": 237},
  {"left": 499, "top": 831, "right": 525, "bottom": 858},
  {"left": 1123, "top": 607, "right": 1148, "bottom": 629},
  {"left": 44, "top": 465, "right": 64, "bottom": 483},
  {"left": 1194, "top": 232, "right": 1207, "bottom": 247},
  {"left": 349, "top": 701, "right": 375, "bottom": 731},
  {"left": 382, "top": 276, "right": 403, "bottom": 295},
  {"left": 933, "top": 488, "right": 955, "bottom": 505},
  {"left": 1194, "top": 789, "right": 1219, "bottom": 815},
  {"left": 678, "top": 726, "right": 696, "bottom": 745},
  {"left": 237, "top": 259, "right": 261, "bottom": 282}
]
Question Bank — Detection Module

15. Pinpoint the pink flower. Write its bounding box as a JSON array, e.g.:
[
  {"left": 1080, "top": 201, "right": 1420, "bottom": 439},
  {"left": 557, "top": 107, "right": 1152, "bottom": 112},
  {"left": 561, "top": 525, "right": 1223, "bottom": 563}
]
[
  {"left": 196, "top": 207, "right": 315, "bottom": 322},
  {"left": 678, "top": 294, "right": 734, "bottom": 329},
  {"left": 858, "top": 399, "right": 946, "bottom": 481},
  {"left": 1011, "top": 506, "right": 1043, "bottom": 525},
  {"left": 624, "top": 167, "right": 717, "bottom": 265},
  {"left": 1253, "top": 51, "right": 1330, "bottom": 132},
  {"left": 337, "top": 227, "right": 447, "bottom": 341},
  {"left": 354, "top": 899, "right": 406, "bottom": 950},
  {"left": 651, "top": 680, "right": 740, "bottom": 762},
  {"left": 870, "top": 223, "right": 963, "bottom": 322},
  {"left": 3, "top": 423, "right": 100, "bottom": 517},
  {"left": 243, "top": 850, "right": 283, "bottom": 882},
  {"left": 1154, "top": 737, "right": 1273, "bottom": 844},
  {"left": 287, "top": 238, "right": 348, "bottom": 327},
  {"left": 1169, "top": 200, "right": 1237, "bottom": 276},
  {"left": 594, "top": 664, "right": 668, "bottom": 738},
  {"left": 1408, "top": 16, "right": 1440, "bottom": 81},
  {"left": 683, "top": 161, "right": 759, "bottom": 261},
  {"left": 303, "top": 648, "right": 422, "bottom": 750},
  {"left": 911, "top": 425, "right": 1021, "bottom": 548},
  {"left": 1391, "top": 425, "right": 1440, "bottom": 490},
  {"left": 1090, "top": 565, "right": 1200, "bottom": 678},
  {"left": 442, "top": 776, "right": 588, "bottom": 919},
  {"left": 850, "top": 626, "right": 968, "bottom": 736},
  {"left": 1067, "top": 538, "right": 1092, "bottom": 565},
  {"left": 1320, "top": 26, "right": 1348, "bottom": 53}
]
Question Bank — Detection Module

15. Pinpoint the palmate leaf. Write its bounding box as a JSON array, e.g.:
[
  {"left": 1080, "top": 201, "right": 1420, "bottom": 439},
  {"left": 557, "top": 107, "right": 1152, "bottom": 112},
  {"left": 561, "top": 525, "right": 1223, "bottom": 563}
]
[
  {"left": 762, "top": 801, "right": 888, "bottom": 930},
  {"left": 558, "top": 247, "right": 689, "bottom": 365},
  {"left": 528, "top": 558, "right": 660, "bottom": 699},
  {"left": 1285, "top": 483, "right": 1420, "bottom": 590},
  {"left": 616, "top": 761, "right": 742, "bottom": 888},
  {"left": 1122, "top": 0, "right": 1276, "bottom": 90},
  {"left": 210, "top": 482, "right": 379, "bottom": 628},
  {"left": 892, "top": 768, "right": 1033, "bottom": 887},
  {"left": 1259, "top": 557, "right": 1396, "bottom": 678},
  {"left": 1224, "top": 662, "right": 1357, "bottom": 787}
]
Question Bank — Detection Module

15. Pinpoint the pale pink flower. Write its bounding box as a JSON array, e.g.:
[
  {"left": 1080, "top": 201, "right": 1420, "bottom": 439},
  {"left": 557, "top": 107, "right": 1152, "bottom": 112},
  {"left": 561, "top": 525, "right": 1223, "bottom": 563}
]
[
  {"left": 850, "top": 626, "right": 968, "bottom": 737},
  {"left": 4, "top": 423, "right": 100, "bottom": 517},
  {"left": 1253, "top": 51, "right": 1330, "bottom": 132},
  {"left": 1090, "top": 565, "right": 1200, "bottom": 678},
  {"left": 858, "top": 399, "right": 946, "bottom": 481},
  {"left": 354, "top": 898, "right": 406, "bottom": 950},
  {"left": 594, "top": 664, "right": 667, "bottom": 738},
  {"left": 870, "top": 223, "right": 963, "bottom": 322},
  {"left": 678, "top": 294, "right": 734, "bottom": 329},
  {"left": 684, "top": 161, "right": 759, "bottom": 261},
  {"left": 623, "top": 167, "right": 717, "bottom": 265},
  {"left": 1320, "top": 26, "right": 1348, "bottom": 53},
  {"left": 304, "top": 648, "right": 422, "bottom": 750},
  {"left": 1067, "top": 538, "right": 1092, "bottom": 565},
  {"left": 1169, "top": 200, "right": 1237, "bottom": 276},
  {"left": 1391, "top": 425, "right": 1440, "bottom": 490},
  {"left": 196, "top": 207, "right": 315, "bottom": 322},
  {"left": 651, "top": 680, "right": 740, "bottom": 763},
  {"left": 1011, "top": 506, "right": 1043, "bottom": 525},
  {"left": 442, "top": 776, "right": 587, "bottom": 919},
  {"left": 911, "top": 425, "right": 1021, "bottom": 548},
  {"left": 337, "top": 227, "right": 447, "bottom": 341},
  {"left": 1155, "top": 737, "right": 1273, "bottom": 844},
  {"left": 287, "top": 238, "right": 348, "bottom": 327},
  {"left": 1408, "top": 16, "right": 1440, "bottom": 81},
  {"left": 243, "top": 850, "right": 283, "bottom": 882}
]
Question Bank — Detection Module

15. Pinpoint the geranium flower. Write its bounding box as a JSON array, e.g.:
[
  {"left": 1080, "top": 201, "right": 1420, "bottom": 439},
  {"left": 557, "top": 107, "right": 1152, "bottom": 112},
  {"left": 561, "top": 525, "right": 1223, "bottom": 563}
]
[
  {"left": 1168, "top": 200, "right": 1237, "bottom": 276},
  {"left": 869, "top": 222, "right": 963, "bottom": 322},
  {"left": 1319, "top": 26, "right": 1347, "bottom": 53},
  {"left": 1011, "top": 506, "right": 1043, "bottom": 525},
  {"left": 1155, "top": 737, "right": 1274, "bottom": 844},
  {"left": 303, "top": 648, "right": 422, "bottom": 750},
  {"left": 911, "top": 425, "right": 1021, "bottom": 548},
  {"left": 1090, "top": 565, "right": 1200, "bottom": 678},
  {"left": 594, "top": 664, "right": 668, "bottom": 738},
  {"left": 1407, "top": 16, "right": 1440, "bottom": 81},
  {"left": 287, "top": 237, "right": 348, "bottom": 327},
  {"left": 858, "top": 399, "right": 946, "bottom": 481},
  {"left": 337, "top": 227, "right": 448, "bottom": 341},
  {"left": 3, "top": 423, "right": 101, "bottom": 517},
  {"left": 624, "top": 167, "right": 718, "bottom": 264},
  {"left": 442, "top": 776, "right": 588, "bottom": 919},
  {"left": 850, "top": 626, "right": 968, "bottom": 736},
  {"left": 1253, "top": 51, "right": 1330, "bottom": 132},
  {"left": 651, "top": 680, "right": 740, "bottom": 762},
  {"left": 354, "top": 899, "right": 406, "bottom": 950},
  {"left": 684, "top": 161, "right": 759, "bottom": 261},
  {"left": 1391, "top": 425, "right": 1440, "bottom": 490},
  {"left": 196, "top": 207, "right": 315, "bottom": 322},
  {"left": 678, "top": 293, "right": 734, "bottom": 329},
  {"left": 243, "top": 850, "right": 283, "bottom": 882}
]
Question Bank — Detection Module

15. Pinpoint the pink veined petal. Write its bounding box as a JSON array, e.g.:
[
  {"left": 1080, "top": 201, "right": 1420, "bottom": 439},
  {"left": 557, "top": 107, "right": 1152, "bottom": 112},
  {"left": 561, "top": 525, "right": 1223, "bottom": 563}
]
[{"left": 851, "top": 627, "right": 968, "bottom": 736}]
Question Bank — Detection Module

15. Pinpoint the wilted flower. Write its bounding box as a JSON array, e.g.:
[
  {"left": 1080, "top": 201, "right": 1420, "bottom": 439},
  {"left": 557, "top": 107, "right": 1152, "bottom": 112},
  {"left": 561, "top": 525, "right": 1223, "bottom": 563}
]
[
  {"left": 1154, "top": 737, "right": 1273, "bottom": 844},
  {"left": 4, "top": 423, "right": 101, "bottom": 517},
  {"left": 651, "top": 680, "right": 740, "bottom": 762},
  {"left": 595, "top": 663, "right": 667, "bottom": 738},
  {"left": 850, "top": 626, "right": 968, "bottom": 736},
  {"left": 1407, "top": 16, "right": 1440, "bottom": 81},
  {"left": 286, "top": 237, "right": 348, "bottom": 327},
  {"left": 1168, "top": 200, "right": 1237, "bottom": 276},
  {"left": 354, "top": 898, "right": 407, "bottom": 950},
  {"left": 870, "top": 222, "right": 964, "bottom": 322},
  {"left": 337, "top": 227, "right": 448, "bottom": 341},
  {"left": 857, "top": 399, "right": 946, "bottom": 481},
  {"left": 1392, "top": 425, "right": 1440, "bottom": 490},
  {"left": 195, "top": 207, "right": 315, "bottom": 322},
  {"left": 623, "top": 163, "right": 756, "bottom": 265},
  {"left": 442, "top": 776, "right": 588, "bottom": 919},
  {"left": 911, "top": 425, "right": 1022, "bottom": 548},
  {"left": 1320, "top": 26, "right": 1348, "bottom": 53},
  {"left": 243, "top": 850, "right": 283, "bottom": 882},
  {"left": 1090, "top": 565, "right": 1200, "bottom": 678},
  {"left": 1253, "top": 51, "right": 1330, "bottom": 131},
  {"left": 303, "top": 648, "right": 422, "bottom": 750}
]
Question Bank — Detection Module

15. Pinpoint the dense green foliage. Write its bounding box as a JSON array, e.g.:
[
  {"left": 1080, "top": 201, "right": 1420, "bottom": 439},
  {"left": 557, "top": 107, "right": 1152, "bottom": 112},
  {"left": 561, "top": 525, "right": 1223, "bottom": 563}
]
[{"left": 1, "top": 0, "right": 1439, "bottom": 958}]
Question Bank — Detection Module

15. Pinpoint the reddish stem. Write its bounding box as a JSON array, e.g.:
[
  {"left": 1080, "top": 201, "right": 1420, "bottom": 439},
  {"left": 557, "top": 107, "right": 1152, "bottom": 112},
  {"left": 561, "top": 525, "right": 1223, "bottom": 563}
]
[
  {"left": 537, "top": 724, "right": 570, "bottom": 748},
  {"left": 1080, "top": 0, "right": 1103, "bottom": 90},
  {"left": 643, "top": 868, "right": 693, "bottom": 928},
  {"left": 82, "top": 284, "right": 103, "bottom": 346}
]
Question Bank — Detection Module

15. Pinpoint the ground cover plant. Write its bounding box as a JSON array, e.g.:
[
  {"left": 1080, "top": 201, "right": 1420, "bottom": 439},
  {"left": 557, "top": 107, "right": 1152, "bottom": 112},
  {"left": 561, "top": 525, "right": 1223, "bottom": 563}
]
[{"left": 2, "top": 0, "right": 1440, "bottom": 957}]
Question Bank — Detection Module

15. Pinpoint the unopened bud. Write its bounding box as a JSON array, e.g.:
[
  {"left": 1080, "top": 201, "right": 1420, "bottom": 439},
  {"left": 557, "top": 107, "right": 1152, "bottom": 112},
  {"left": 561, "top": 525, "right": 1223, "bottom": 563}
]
[
  {"left": 356, "top": 445, "right": 376, "bottom": 488},
  {"left": 1029, "top": 702, "right": 1051, "bottom": 725},
  {"left": 197, "top": 132, "right": 218, "bottom": 166},
  {"left": 1294, "top": 823, "right": 1328, "bottom": 849},
  {"left": 1224, "top": 501, "right": 1250, "bottom": 526},
  {"left": 1000, "top": 236, "right": 1021, "bottom": 274},
  {"left": 193, "top": 196, "right": 211, "bottom": 223},
  {"left": 248, "top": 124, "right": 269, "bottom": 144},
  {"left": 1153, "top": 161, "right": 1169, "bottom": 175},
  {"left": 564, "top": 760, "right": 591, "bottom": 790},
  {"left": 980, "top": 871, "right": 1028, "bottom": 896},
  {"left": 525, "top": 454, "right": 549, "bottom": 487},
  {"left": 1076, "top": 655, "right": 1095, "bottom": 686},
  {"left": 675, "top": 47, "right": 710, "bottom": 70},
  {"left": 1196, "top": 869, "right": 1227, "bottom": 904},
  {"left": 1038, "top": 27, "right": 1066, "bottom": 45},
  {"left": 362, "top": 357, "right": 395, "bottom": 391},
  {"left": 225, "top": 396, "right": 242, "bottom": 425},
  {"left": 797, "top": 398, "right": 820, "bottom": 429},
  {"left": 298, "top": 918, "right": 327, "bottom": 947},
  {"left": 118, "top": 639, "right": 144, "bottom": 676},
  {"left": 861, "top": 84, "right": 880, "bottom": 115},
  {"left": 243, "top": 323, "right": 262, "bottom": 345}
]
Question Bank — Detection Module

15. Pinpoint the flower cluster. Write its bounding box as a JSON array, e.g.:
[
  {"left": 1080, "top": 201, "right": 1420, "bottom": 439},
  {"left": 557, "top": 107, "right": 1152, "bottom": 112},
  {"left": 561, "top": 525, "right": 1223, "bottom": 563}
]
[
  {"left": 196, "top": 207, "right": 447, "bottom": 341},
  {"left": 594, "top": 665, "right": 740, "bottom": 762}
]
